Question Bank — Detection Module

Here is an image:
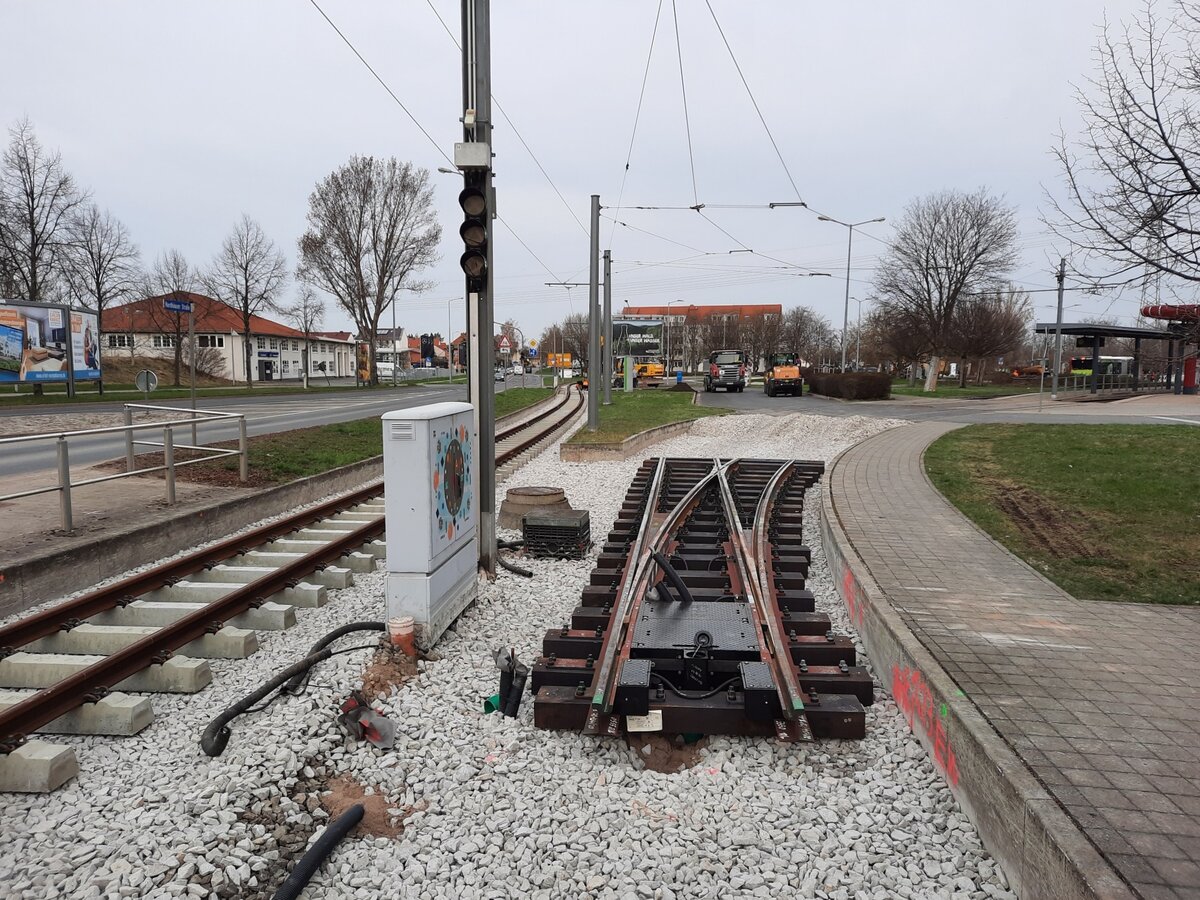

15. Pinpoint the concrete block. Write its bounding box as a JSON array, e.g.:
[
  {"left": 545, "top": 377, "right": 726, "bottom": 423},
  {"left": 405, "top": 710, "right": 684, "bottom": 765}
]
[
  {"left": 309, "top": 566, "right": 354, "bottom": 589},
  {"left": 340, "top": 551, "right": 377, "bottom": 573},
  {"left": 0, "top": 740, "right": 77, "bottom": 792},
  {"left": 235, "top": 551, "right": 304, "bottom": 568},
  {"left": 26, "top": 624, "right": 158, "bottom": 656},
  {"left": 189, "top": 565, "right": 273, "bottom": 584},
  {"left": 91, "top": 600, "right": 295, "bottom": 632},
  {"left": 362, "top": 539, "right": 387, "bottom": 559},
  {"left": 264, "top": 539, "right": 328, "bottom": 554},
  {"left": 0, "top": 652, "right": 211, "bottom": 693},
  {"left": 144, "top": 582, "right": 237, "bottom": 603},
  {"left": 179, "top": 626, "right": 258, "bottom": 659},
  {"left": 0, "top": 690, "right": 153, "bottom": 736}
]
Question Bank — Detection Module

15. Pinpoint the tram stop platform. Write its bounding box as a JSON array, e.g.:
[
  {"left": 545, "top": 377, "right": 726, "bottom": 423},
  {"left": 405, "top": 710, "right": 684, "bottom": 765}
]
[{"left": 822, "top": 421, "right": 1200, "bottom": 900}]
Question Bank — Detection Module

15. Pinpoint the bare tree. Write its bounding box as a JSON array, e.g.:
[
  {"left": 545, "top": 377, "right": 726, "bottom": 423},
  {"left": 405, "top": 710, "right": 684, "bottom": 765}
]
[
  {"left": 0, "top": 118, "right": 88, "bottom": 303},
  {"left": 1048, "top": 1, "right": 1200, "bottom": 290},
  {"left": 62, "top": 204, "right": 140, "bottom": 329},
  {"left": 873, "top": 189, "right": 1019, "bottom": 391},
  {"left": 283, "top": 285, "right": 325, "bottom": 388},
  {"left": 144, "top": 250, "right": 195, "bottom": 387},
  {"left": 204, "top": 215, "right": 287, "bottom": 387},
  {"left": 780, "top": 306, "right": 835, "bottom": 367},
  {"left": 947, "top": 288, "right": 1032, "bottom": 385},
  {"left": 868, "top": 305, "right": 929, "bottom": 383},
  {"left": 298, "top": 156, "right": 440, "bottom": 385}
]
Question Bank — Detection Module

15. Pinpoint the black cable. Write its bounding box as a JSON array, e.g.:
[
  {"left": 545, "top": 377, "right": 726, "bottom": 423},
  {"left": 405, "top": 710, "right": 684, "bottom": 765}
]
[
  {"left": 651, "top": 673, "right": 741, "bottom": 700},
  {"left": 498, "top": 554, "right": 533, "bottom": 578},
  {"left": 271, "top": 804, "right": 364, "bottom": 900},
  {"left": 651, "top": 550, "right": 694, "bottom": 604}
]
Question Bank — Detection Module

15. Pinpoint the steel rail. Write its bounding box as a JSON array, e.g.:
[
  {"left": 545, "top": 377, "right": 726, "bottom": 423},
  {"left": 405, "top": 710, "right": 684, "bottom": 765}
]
[
  {"left": 0, "top": 516, "right": 385, "bottom": 752},
  {"left": 0, "top": 482, "right": 386, "bottom": 654},
  {"left": 586, "top": 456, "right": 668, "bottom": 714},
  {"left": 496, "top": 387, "right": 584, "bottom": 467},
  {"left": 495, "top": 385, "right": 573, "bottom": 442},
  {"left": 716, "top": 461, "right": 811, "bottom": 740},
  {"left": 591, "top": 458, "right": 733, "bottom": 718}
]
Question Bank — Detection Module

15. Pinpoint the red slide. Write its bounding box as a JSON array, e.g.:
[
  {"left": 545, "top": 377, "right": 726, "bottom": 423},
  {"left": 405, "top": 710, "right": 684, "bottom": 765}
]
[{"left": 1141, "top": 305, "right": 1199, "bottom": 394}]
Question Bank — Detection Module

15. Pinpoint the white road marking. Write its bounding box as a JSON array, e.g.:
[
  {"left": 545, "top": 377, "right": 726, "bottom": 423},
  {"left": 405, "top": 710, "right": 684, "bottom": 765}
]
[{"left": 1154, "top": 415, "right": 1200, "bottom": 426}]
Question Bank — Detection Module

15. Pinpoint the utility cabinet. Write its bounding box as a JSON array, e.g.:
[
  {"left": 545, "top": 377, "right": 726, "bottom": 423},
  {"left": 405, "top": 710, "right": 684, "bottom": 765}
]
[{"left": 382, "top": 402, "right": 478, "bottom": 642}]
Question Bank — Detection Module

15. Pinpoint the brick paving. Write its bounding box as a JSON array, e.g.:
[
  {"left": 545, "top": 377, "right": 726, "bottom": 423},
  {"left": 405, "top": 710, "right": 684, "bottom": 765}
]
[{"left": 830, "top": 422, "right": 1200, "bottom": 900}]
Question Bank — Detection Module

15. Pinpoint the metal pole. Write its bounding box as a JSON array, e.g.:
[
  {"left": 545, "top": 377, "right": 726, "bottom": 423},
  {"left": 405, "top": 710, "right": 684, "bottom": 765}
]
[
  {"left": 588, "top": 194, "right": 600, "bottom": 430},
  {"left": 57, "top": 436, "right": 72, "bottom": 531},
  {"left": 603, "top": 249, "right": 612, "bottom": 406},
  {"left": 189, "top": 308, "right": 197, "bottom": 447},
  {"left": 124, "top": 405, "right": 135, "bottom": 472},
  {"left": 855, "top": 298, "right": 863, "bottom": 370},
  {"left": 163, "top": 426, "right": 176, "bottom": 505},
  {"left": 1050, "top": 257, "right": 1066, "bottom": 399},
  {"left": 840, "top": 225, "right": 854, "bottom": 371},
  {"left": 238, "top": 416, "right": 249, "bottom": 481},
  {"left": 467, "top": 0, "right": 496, "bottom": 576},
  {"left": 391, "top": 300, "right": 397, "bottom": 387},
  {"left": 448, "top": 298, "right": 453, "bottom": 383}
]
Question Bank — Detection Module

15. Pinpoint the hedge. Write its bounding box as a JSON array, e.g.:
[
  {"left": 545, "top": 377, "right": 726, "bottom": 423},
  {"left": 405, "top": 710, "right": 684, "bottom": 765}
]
[{"left": 804, "top": 371, "right": 892, "bottom": 400}]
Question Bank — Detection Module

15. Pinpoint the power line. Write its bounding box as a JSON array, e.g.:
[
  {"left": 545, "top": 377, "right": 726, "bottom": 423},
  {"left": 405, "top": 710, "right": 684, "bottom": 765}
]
[
  {"left": 670, "top": 0, "right": 700, "bottom": 206},
  {"left": 496, "top": 215, "right": 564, "bottom": 284},
  {"left": 306, "top": 0, "right": 454, "bottom": 169},
  {"left": 423, "top": 0, "right": 588, "bottom": 238},
  {"left": 703, "top": 0, "right": 803, "bottom": 202},
  {"left": 608, "top": 0, "right": 665, "bottom": 251},
  {"left": 602, "top": 214, "right": 709, "bottom": 253}
]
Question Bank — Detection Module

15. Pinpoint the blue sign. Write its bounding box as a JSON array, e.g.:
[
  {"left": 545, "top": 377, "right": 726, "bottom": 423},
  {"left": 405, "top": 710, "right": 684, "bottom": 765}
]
[
  {"left": 163, "top": 298, "right": 193, "bottom": 313},
  {"left": 258, "top": 351, "right": 279, "bottom": 358},
  {"left": 528, "top": 347, "right": 538, "bottom": 357}
]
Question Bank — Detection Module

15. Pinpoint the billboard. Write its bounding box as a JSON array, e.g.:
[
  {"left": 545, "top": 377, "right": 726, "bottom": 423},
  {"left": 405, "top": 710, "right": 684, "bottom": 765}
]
[
  {"left": 612, "top": 318, "right": 663, "bottom": 358},
  {"left": 0, "top": 300, "right": 101, "bottom": 383}
]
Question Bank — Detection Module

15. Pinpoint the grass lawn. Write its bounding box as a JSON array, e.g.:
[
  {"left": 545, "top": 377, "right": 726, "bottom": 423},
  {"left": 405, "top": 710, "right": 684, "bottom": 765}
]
[
  {"left": 890, "top": 381, "right": 1043, "bottom": 399},
  {"left": 0, "top": 381, "right": 432, "bottom": 408},
  {"left": 925, "top": 424, "right": 1200, "bottom": 605},
  {"left": 567, "top": 388, "right": 728, "bottom": 444},
  {"left": 494, "top": 387, "right": 554, "bottom": 418}
]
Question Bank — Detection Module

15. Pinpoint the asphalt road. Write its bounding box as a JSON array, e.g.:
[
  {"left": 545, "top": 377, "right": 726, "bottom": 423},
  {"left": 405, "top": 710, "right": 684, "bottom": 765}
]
[{"left": 692, "top": 380, "right": 1200, "bottom": 426}]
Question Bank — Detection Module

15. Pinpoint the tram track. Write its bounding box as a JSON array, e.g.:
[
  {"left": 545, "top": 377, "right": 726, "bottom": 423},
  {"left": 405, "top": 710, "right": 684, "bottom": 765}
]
[
  {"left": 532, "top": 456, "right": 873, "bottom": 741},
  {"left": 0, "top": 385, "right": 584, "bottom": 790}
]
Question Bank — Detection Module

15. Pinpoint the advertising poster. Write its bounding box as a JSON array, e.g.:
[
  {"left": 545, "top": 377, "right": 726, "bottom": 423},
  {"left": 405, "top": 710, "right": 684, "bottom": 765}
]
[
  {"left": 356, "top": 341, "right": 371, "bottom": 383},
  {"left": 612, "top": 318, "right": 663, "bottom": 358},
  {"left": 70, "top": 310, "right": 101, "bottom": 380},
  {"left": 0, "top": 301, "right": 102, "bottom": 383}
]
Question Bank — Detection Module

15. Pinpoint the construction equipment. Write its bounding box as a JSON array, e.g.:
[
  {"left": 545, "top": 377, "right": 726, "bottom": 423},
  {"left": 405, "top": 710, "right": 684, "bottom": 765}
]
[{"left": 763, "top": 353, "right": 803, "bottom": 397}]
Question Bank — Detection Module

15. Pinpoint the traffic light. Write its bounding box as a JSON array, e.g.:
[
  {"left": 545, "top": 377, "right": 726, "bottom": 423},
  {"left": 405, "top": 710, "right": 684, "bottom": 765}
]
[{"left": 459, "top": 172, "right": 488, "bottom": 291}]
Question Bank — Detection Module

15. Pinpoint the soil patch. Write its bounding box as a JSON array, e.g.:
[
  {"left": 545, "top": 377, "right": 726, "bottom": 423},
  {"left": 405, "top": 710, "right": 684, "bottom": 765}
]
[
  {"left": 627, "top": 733, "right": 708, "bottom": 773},
  {"left": 321, "top": 774, "right": 413, "bottom": 839},
  {"left": 360, "top": 644, "right": 421, "bottom": 702},
  {"left": 986, "top": 478, "right": 1093, "bottom": 560}
]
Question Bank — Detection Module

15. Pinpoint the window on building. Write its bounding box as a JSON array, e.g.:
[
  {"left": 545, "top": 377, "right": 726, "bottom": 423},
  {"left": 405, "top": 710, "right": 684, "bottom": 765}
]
[
  {"left": 152, "top": 334, "right": 176, "bottom": 348},
  {"left": 256, "top": 337, "right": 266, "bottom": 350},
  {"left": 282, "top": 360, "right": 290, "bottom": 373},
  {"left": 106, "top": 334, "right": 132, "bottom": 349},
  {"left": 291, "top": 340, "right": 299, "bottom": 351},
  {"left": 268, "top": 338, "right": 279, "bottom": 350},
  {"left": 197, "top": 335, "right": 225, "bottom": 349}
]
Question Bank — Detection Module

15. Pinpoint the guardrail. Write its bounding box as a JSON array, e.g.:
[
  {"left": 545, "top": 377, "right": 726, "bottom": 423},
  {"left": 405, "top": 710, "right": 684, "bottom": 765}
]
[{"left": 0, "top": 403, "right": 247, "bottom": 532}]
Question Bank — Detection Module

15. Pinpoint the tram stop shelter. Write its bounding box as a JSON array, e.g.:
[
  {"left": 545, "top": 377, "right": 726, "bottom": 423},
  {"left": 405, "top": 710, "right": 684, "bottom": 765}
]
[{"left": 1034, "top": 321, "right": 1183, "bottom": 395}]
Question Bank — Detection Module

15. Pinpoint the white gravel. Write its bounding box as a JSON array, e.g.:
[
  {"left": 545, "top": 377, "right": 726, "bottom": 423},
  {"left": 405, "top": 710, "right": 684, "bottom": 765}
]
[{"left": 0, "top": 412, "right": 1015, "bottom": 900}]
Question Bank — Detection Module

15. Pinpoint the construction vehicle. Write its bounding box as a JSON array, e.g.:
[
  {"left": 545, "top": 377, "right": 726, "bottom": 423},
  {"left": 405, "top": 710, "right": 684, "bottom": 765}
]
[{"left": 763, "top": 352, "right": 803, "bottom": 397}]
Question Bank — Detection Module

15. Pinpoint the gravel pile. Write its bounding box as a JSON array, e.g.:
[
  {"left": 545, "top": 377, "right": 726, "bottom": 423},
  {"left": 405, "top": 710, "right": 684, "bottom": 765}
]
[{"left": 0, "top": 412, "right": 1015, "bottom": 900}]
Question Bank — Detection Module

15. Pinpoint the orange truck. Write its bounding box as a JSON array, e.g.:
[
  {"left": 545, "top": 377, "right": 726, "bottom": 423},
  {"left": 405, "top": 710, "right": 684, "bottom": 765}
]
[{"left": 763, "top": 352, "right": 803, "bottom": 397}]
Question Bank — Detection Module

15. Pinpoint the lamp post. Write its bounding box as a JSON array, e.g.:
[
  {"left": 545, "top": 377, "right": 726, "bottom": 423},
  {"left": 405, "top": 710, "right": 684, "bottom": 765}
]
[
  {"left": 853, "top": 297, "right": 867, "bottom": 370},
  {"left": 815, "top": 215, "right": 885, "bottom": 371},
  {"left": 666, "top": 299, "right": 685, "bottom": 374}
]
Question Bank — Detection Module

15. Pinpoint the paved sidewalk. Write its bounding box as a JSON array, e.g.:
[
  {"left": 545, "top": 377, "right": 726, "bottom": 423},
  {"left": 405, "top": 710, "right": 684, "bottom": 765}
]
[{"left": 830, "top": 422, "right": 1200, "bottom": 900}]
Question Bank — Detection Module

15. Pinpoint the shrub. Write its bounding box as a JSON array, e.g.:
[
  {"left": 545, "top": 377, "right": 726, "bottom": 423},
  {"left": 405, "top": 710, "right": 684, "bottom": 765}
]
[{"left": 804, "top": 371, "right": 892, "bottom": 400}]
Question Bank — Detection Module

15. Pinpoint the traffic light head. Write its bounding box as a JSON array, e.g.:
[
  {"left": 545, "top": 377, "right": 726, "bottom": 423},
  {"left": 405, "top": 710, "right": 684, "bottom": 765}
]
[{"left": 458, "top": 177, "right": 488, "bottom": 290}]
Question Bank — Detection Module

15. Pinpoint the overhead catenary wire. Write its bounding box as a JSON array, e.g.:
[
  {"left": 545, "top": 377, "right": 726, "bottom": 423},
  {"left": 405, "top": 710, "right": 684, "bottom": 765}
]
[
  {"left": 306, "top": 0, "right": 455, "bottom": 170},
  {"left": 423, "top": 0, "right": 588, "bottom": 239},
  {"left": 670, "top": 0, "right": 700, "bottom": 207},
  {"left": 608, "top": 0, "right": 666, "bottom": 251},
  {"left": 703, "top": 0, "right": 803, "bottom": 203}
]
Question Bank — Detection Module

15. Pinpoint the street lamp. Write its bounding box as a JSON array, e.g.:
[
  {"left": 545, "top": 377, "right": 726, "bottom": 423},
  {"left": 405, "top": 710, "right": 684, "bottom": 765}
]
[
  {"left": 815, "top": 214, "right": 885, "bottom": 371},
  {"left": 853, "top": 297, "right": 869, "bottom": 370},
  {"left": 665, "top": 299, "right": 685, "bottom": 374}
]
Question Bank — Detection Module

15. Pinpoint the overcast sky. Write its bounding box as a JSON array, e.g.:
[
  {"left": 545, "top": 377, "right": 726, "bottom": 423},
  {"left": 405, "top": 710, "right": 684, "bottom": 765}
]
[{"left": 5, "top": 0, "right": 1150, "bottom": 342}]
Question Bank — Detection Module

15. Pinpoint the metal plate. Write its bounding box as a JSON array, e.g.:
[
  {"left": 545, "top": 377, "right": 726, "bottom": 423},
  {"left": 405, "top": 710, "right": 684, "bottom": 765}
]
[{"left": 631, "top": 600, "right": 759, "bottom": 656}]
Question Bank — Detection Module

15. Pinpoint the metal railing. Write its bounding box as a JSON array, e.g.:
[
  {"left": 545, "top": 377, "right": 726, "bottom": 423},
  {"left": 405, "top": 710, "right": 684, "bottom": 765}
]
[
  {"left": 1056, "top": 373, "right": 1172, "bottom": 395},
  {"left": 0, "top": 403, "right": 247, "bottom": 532}
]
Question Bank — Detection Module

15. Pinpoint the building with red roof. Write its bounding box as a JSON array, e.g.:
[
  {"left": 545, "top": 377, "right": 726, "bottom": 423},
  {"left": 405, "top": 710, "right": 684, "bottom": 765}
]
[{"left": 104, "top": 292, "right": 354, "bottom": 381}]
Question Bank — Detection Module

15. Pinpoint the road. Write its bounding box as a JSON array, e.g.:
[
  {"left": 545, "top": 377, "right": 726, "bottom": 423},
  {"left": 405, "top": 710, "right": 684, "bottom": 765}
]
[{"left": 693, "top": 381, "right": 1200, "bottom": 426}]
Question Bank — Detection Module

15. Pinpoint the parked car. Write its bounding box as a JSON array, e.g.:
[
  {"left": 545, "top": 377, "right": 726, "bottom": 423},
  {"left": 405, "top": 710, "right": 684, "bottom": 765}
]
[
  {"left": 494, "top": 369, "right": 506, "bottom": 382},
  {"left": 704, "top": 349, "right": 748, "bottom": 392}
]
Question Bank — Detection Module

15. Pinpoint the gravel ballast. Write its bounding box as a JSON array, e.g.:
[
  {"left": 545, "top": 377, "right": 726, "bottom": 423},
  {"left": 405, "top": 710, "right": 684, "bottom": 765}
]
[{"left": 0, "top": 413, "right": 1014, "bottom": 900}]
